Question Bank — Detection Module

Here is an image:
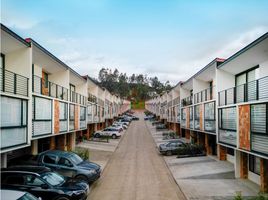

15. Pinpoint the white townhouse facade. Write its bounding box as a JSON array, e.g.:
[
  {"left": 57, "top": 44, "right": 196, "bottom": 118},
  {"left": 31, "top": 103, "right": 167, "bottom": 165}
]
[
  {"left": 145, "top": 33, "right": 268, "bottom": 192},
  {"left": 0, "top": 24, "right": 130, "bottom": 167}
]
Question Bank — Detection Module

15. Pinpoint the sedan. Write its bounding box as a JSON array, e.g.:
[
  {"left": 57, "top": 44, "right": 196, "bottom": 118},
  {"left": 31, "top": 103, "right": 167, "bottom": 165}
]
[
  {"left": 159, "top": 140, "right": 186, "bottom": 156},
  {"left": 1, "top": 166, "right": 89, "bottom": 200},
  {"left": 94, "top": 127, "right": 122, "bottom": 139},
  {"left": 0, "top": 189, "right": 41, "bottom": 200}
]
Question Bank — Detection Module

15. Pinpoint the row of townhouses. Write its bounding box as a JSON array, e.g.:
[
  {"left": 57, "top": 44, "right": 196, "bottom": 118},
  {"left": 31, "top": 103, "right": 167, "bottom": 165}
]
[
  {"left": 145, "top": 33, "right": 268, "bottom": 192},
  {"left": 0, "top": 24, "right": 131, "bottom": 167}
]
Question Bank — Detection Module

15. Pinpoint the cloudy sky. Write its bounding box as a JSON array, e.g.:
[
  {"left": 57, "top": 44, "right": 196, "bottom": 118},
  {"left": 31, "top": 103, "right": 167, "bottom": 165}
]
[{"left": 1, "top": 0, "right": 268, "bottom": 84}]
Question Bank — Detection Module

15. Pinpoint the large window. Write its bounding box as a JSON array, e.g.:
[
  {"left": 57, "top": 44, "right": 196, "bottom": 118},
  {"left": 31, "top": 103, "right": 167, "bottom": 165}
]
[
  {"left": 219, "top": 107, "right": 236, "bottom": 131},
  {"left": 249, "top": 155, "right": 260, "bottom": 175},
  {"left": 69, "top": 104, "right": 75, "bottom": 130},
  {"left": 32, "top": 96, "right": 52, "bottom": 136},
  {"left": 80, "top": 106, "right": 86, "bottom": 121},
  {"left": 59, "top": 102, "right": 67, "bottom": 132},
  {"left": 1, "top": 96, "right": 27, "bottom": 149},
  {"left": 204, "top": 101, "right": 216, "bottom": 132},
  {"left": 194, "top": 105, "right": 200, "bottom": 129},
  {"left": 251, "top": 104, "right": 267, "bottom": 134},
  {"left": 236, "top": 67, "right": 259, "bottom": 86}
]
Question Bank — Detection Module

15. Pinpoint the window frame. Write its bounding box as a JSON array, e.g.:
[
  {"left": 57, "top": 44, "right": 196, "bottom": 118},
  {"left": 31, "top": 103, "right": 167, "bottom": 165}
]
[
  {"left": 250, "top": 103, "right": 268, "bottom": 135},
  {"left": 218, "top": 106, "right": 237, "bottom": 131},
  {"left": 235, "top": 66, "right": 259, "bottom": 86},
  {"left": 249, "top": 155, "right": 261, "bottom": 175},
  {"left": 42, "top": 154, "right": 57, "bottom": 165},
  {"left": 204, "top": 101, "right": 216, "bottom": 121}
]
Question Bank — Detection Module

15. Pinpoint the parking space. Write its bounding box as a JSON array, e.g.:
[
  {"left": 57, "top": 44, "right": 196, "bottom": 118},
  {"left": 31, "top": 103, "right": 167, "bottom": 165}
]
[{"left": 146, "top": 121, "right": 260, "bottom": 200}]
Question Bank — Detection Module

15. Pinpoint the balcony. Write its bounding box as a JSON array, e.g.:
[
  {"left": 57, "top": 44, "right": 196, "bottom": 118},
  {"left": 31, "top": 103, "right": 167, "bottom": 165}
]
[
  {"left": 88, "top": 93, "right": 97, "bottom": 103},
  {"left": 181, "top": 96, "right": 193, "bottom": 107},
  {"left": 194, "top": 86, "right": 215, "bottom": 104},
  {"left": 70, "top": 91, "right": 87, "bottom": 105},
  {"left": 0, "top": 68, "right": 29, "bottom": 97},
  {"left": 219, "top": 76, "right": 268, "bottom": 106},
  {"left": 33, "top": 75, "right": 68, "bottom": 101}
]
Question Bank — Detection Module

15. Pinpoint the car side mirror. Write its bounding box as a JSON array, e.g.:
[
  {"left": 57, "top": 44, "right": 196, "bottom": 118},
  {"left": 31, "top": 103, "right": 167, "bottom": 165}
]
[{"left": 41, "top": 184, "right": 49, "bottom": 189}]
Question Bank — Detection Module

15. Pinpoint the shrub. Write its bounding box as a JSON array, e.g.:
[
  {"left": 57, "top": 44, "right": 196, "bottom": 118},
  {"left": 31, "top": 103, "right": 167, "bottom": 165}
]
[{"left": 73, "top": 148, "right": 89, "bottom": 160}]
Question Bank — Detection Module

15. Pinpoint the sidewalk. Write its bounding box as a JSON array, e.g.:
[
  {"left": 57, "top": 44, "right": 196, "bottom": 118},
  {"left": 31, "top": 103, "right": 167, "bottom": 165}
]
[
  {"left": 76, "top": 130, "right": 126, "bottom": 170},
  {"left": 146, "top": 121, "right": 259, "bottom": 200}
]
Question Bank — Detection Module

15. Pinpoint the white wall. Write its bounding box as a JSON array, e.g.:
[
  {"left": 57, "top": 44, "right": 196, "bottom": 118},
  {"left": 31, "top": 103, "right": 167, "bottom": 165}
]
[
  {"left": 33, "top": 64, "right": 42, "bottom": 77},
  {"left": 180, "top": 87, "right": 190, "bottom": 99},
  {"left": 193, "top": 78, "right": 210, "bottom": 94},
  {"left": 216, "top": 69, "right": 235, "bottom": 92},
  {"left": 259, "top": 60, "right": 268, "bottom": 78},
  {"left": 49, "top": 70, "right": 69, "bottom": 89},
  {"left": 5, "top": 48, "right": 31, "bottom": 78}
]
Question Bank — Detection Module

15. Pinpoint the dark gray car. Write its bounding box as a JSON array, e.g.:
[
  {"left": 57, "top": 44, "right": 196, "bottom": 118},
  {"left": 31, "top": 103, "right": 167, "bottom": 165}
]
[
  {"left": 37, "top": 150, "right": 101, "bottom": 183},
  {"left": 159, "top": 140, "right": 186, "bottom": 156}
]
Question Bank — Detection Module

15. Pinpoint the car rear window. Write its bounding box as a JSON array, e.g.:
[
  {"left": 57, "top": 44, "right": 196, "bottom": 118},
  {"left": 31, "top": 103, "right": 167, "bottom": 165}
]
[{"left": 43, "top": 155, "right": 57, "bottom": 164}]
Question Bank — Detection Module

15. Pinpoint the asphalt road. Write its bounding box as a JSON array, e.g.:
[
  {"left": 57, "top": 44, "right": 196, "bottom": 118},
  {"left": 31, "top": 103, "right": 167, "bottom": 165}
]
[{"left": 88, "top": 110, "right": 186, "bottom": 200}]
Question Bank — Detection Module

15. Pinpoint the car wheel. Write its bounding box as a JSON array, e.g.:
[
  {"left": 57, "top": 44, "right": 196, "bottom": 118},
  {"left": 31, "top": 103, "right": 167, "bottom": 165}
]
[
  {"left": 166, "top": 150, "right": 172, "bottom": 156},
  {"left": 95, "top": 133, "right": 100, "bottom": 138},
  {"left": 54, "top": 196, "right": 70, "bottom": 200},
  {"left": 76, "top": 175, "right": 88, "bottom": 182},
  {"left": 112, "top": 134, "right": 117, "bottom": 139}
]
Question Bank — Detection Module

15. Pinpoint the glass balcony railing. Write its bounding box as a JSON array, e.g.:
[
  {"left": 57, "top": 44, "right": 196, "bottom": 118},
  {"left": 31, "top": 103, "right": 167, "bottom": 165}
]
[
  {"left": 0, "top": 68, "right": 29, "bottom": 96},
  {"left": 218, "top": 76, "right": 268, "bottom": 106}
]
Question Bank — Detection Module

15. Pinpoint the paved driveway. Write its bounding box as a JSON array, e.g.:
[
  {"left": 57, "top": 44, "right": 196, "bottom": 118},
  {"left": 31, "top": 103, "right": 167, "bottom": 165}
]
[{"left": 88, "top": 111, "right": 186, "bottom": 200}]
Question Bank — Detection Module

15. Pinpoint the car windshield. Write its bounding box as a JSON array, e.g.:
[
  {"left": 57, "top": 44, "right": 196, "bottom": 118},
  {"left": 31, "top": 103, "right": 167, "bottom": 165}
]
[
  {"left": 69, "top": 153, "right": 83, "bottom": 165},
  {"left": 18, "top": 193, "right": 39, "bottom": 200},
  {"left": 41, "top": 172, "right": 65, "bottom": 186}
]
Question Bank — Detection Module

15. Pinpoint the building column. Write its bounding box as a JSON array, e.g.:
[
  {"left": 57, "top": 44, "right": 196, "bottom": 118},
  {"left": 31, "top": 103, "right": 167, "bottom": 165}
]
[
  {"left": 218, "top": 145, "right": 227, "bottom": 160},
  {"left": 205, "top": 134, "right": 212, "bottom": 155},
  {"left": 260, "top": 158, "right": 268, "bottom": 193},
  {"left": 86, "top": 125, "right": 90, "bottom": 140},
  {"left": 67, "top": 132, "right": 75, "bottom": 151},
  {"left": 240, "top": 152, "right": 248, "bottom": 179},
  {"left": 50, "top": 136, "right": 56, "bottom": 150},
  {"left": 31, "top": 140, "right": 38, "bottom": 155}
]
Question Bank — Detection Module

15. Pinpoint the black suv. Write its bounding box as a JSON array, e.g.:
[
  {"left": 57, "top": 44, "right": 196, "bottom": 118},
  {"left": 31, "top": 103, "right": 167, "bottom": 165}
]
[{"left": 1, "top": 166, "right": 89, "bottom": 200}]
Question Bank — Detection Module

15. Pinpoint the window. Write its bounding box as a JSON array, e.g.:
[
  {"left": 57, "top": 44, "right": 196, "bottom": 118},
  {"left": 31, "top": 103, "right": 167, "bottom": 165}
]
[
  {"left": 251, "top": 104, "right": 267, "bottom": 134},
  {"left": 33, "top": 96, "right": 52, "bottom": 120},
  {"left": 88, "top": 104, "right": 92, "bottom": 116},
  {"left": 219, "top": 107, "right": 236, "bottom": 131},
  {"left": 43, "top": 155, "right": 57, "bottom": 164},
  {"left": 189, "top": 107, "right": 193, "bottom": 120},
  {"left": 69, "top": 104, "right": 75, "bottom": 120},
  {"left": 182, "top": 108, "right": 186, "bottom": 120},
  {"left": 195, "top": 105, "right": 200, "bottom": 120},
  {"left": 58, "top": 157, "right": 73, "bottom": 167},
  {"left": 70, "top": 84, "right": 75, "bottom": 92},
  {"left": 2, "top": 173, "right": 25, "bottom": 185},
  {"left": 235, "top": 66, "right": 259, "bottom": 86},
  {"left": 24, "top": 175, "right": 45, "bottom": 186},
  {"left": 60, "top": 102, "right": 67, "bottom": 120},
  {"left": 204, "top": 102, "right": 215, "bottom": 120},
  {"left": 249, "top": 155, "right": 260, "bottom": 175},
  {"left": 80, "top": 106, "right": 86, "bottom": 121}
]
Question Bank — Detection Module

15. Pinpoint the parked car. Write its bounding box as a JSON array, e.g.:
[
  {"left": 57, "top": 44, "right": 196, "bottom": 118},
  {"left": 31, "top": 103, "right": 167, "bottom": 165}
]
[
  {"left": 159, "top": 140, "right": 187, "bottom": 156},
  {"left": 156, "top": 124, "right": 167, "bottom": 130},
  {"left": 1, "top": 166, "right": 89, "bottom": 200},
  {"left": 115, "top": 121, "right": 129, "bottom": 127},
  {"left": 112, "top": 123, "right": 127, "bottom": 129},
  {"left": 107, "top": 126, "right": 123, "bottom": 132},
  {"left": 0, "top": 189, "right": 41, "bottom": 200},
  {"left": 131, "top": 116, "right": 139, "bottom": 120},
  {"left": 94, "top": 127, "right": 122, "bottom": 139}
]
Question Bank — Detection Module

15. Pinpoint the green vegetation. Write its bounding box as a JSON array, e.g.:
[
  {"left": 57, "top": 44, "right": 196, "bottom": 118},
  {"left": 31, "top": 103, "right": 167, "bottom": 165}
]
[
  {"left": 131, "top": 101, "right": 145, "bottom": 109},
  {"left": 233, "top": 192, "right": 268, "bottom": 200},
  {"left": 73, "top": 147, "right": 89, "bottom": 160},
  {"left": 97, "top": 68, "right": 172, "bottom": 101}
]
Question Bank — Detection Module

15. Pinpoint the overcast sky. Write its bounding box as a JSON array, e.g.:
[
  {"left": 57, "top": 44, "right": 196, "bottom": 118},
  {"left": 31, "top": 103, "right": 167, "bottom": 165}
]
[{"left": 1, "top": 0, "right": 268, "bottom": 85}]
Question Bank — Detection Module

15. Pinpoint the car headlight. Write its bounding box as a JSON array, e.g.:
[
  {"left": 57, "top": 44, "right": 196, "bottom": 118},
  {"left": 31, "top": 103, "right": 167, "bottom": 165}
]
[
  {"left": 88, "top": 169, "right": 96, "bottom": 174},
  {"left": 67, "top": 190, "right": 85, "bottom": 196}
]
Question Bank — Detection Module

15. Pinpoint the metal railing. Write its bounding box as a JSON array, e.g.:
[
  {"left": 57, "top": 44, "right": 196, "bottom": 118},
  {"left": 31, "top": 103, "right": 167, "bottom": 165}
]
[
  {"left": 181, "top": 96, "right": 193, "bottom": 107},
  {"left": 219, "top": 76, "right": 268, "bottom": 106},
  {"left": 33, "top": 75, "right": 68, "bottom": 101},
  {"left": 70, "top": 91, "right": 87, "bottom": 105},
  {"left": 88, "top": 93, "right": 97, "bottom": 103},
  {"left": 0, "top": 68, "right": 29, "bottom": 96},
  {"left": 194, "top": 86, "right": 215, "bottom": 104}
]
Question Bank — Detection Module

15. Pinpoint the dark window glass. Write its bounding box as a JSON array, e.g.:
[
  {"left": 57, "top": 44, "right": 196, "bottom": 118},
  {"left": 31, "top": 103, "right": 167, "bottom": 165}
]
[
  {"left": 58, "top": 157, "right": 73, "bottom": 167},
  {"left": 227, "top": 148, "right": 234, "bottom": 155},
  {"left": 24, "top": 174, "right": 44, "bottom": 186},
  {"left": 43, "top": 72, "right": 48, "bottom": 88},
  {"left": 249, "top": 155, "right": 261, "bottom": 175},
  {"left": 43, "top": 155, "right": 57, "bottom": 164}
]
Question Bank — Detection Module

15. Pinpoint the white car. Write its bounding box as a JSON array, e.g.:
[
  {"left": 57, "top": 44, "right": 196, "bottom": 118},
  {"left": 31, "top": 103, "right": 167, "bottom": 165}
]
[
  {"left": 110, "top": 124, "right": 124, "bottom": 131},
  {"left": 113, "top": 123, "right": 127, "bottom": 129},
  {"left": 94, "top": 127, "right": 122, "bottom": 139},
  {"left": 116, "top": 120, "right": 130, "bottom": 126}
]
